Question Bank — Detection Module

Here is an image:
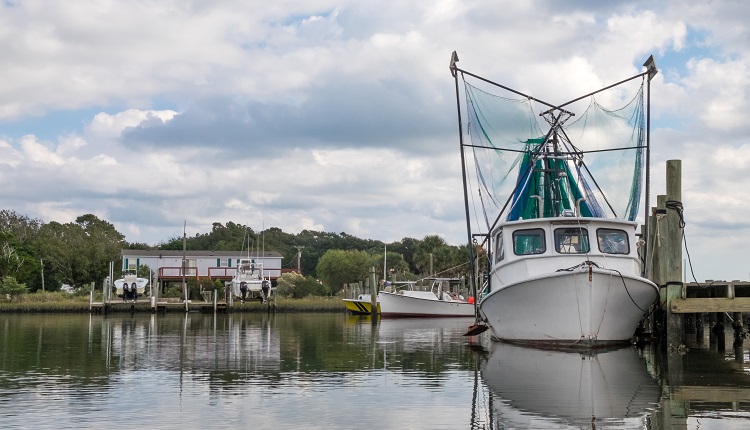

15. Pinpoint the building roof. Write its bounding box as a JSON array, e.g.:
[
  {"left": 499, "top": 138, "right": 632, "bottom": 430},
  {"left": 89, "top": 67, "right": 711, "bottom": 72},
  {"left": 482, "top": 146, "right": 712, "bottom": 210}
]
[{"left": 121, "top": 249, "right": 283, "bottom": 258}]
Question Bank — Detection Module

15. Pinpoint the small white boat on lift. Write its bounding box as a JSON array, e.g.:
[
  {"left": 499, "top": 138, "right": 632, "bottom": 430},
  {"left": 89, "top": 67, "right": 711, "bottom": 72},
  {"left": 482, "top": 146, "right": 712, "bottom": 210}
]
[
  {"left": 114, "top": 270, "right": 148, "bottom": 301},
  {"left": 230, "top": 258, "right": 272, "bottom": 303},
  {"left": 378, "top": 277, "right": 475, "bottom": 317}
]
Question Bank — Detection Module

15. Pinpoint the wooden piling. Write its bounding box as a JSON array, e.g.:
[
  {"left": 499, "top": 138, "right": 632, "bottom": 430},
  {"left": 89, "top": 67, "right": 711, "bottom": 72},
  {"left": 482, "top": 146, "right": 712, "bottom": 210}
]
[
  {"left": 654, "top": 195, "right": 667, "bottom": 289},
  {"left": 370, "top": 266, "right": 378, "bottom": 319},
  {"left": 665, "top": 160, "right": 684, "bottom": 347}
]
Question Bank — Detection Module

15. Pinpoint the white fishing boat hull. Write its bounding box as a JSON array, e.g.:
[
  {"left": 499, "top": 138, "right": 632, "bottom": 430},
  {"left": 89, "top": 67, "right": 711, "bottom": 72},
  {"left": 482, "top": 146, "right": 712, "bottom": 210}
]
[
  {"left": 379, "top": 291, "right": 475, "bottom": 317},
  {"left": 480, "top": 266, "right": 658, "bottom": 347}
]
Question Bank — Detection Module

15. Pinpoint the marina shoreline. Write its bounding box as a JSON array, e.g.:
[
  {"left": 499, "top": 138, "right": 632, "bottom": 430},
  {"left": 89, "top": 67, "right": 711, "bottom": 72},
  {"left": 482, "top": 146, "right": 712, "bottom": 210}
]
[{"left": 0, "top": 295, "right": 346, "bottom": 314}]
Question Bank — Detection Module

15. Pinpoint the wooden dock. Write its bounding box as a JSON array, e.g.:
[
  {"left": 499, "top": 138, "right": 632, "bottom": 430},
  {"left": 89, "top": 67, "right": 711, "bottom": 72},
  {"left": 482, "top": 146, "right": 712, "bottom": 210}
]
[
  {"left": 645, "top": 160, "right": 750, "bottom": 345},
  {"left": 90, "top": 299, "right": 230, "bottom": 314},
  {"left": 670, "top": 281, "right": 750, "bottom": 313}
]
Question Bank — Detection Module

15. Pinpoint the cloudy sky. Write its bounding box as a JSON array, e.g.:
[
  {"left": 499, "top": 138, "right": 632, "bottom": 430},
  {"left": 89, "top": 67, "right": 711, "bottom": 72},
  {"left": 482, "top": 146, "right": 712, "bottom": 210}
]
[{"left": 0, "top": 0, "right": 748, "bottom": 282}]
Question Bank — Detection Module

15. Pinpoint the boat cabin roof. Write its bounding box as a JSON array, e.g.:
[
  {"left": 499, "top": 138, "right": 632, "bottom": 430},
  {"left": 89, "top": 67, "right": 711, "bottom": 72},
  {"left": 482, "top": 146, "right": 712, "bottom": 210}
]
[
  {"left": 490, "top": 217, "right": 639, "bottom": 262},
  {"left": 494, "top": 216, "right": 638, "bottom": 234}
]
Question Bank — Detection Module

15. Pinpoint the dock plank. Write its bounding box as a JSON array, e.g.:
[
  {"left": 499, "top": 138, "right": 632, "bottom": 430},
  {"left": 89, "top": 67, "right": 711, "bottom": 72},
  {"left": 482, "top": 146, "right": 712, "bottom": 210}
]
[{"left": 670, "top": 298, "right": 750, "bottom": 313}]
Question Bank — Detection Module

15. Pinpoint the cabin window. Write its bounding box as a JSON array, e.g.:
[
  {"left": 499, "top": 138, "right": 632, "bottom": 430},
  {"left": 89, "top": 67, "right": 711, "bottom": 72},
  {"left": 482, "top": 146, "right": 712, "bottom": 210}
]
[
  {"left": 597, "top": 228, "right": 630, "bottom": 254},
  {"left": 554, "top": 227, "right": 590, "bottom": 254},
  {"left": 494, "top": 231, "right": 505, "bottom": 263},
  {"left": 513, "top": 229, "right": 546, "bottom": 255}
]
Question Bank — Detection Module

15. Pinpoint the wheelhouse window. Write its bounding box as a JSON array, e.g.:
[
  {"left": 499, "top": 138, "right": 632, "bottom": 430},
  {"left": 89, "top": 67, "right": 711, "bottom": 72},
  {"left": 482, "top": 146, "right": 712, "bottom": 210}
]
[
  {"left": 554, "top": 227, "right": 590, "bottom": 254},
  {"left": 494, "top": 231, "right": 505, "bottom": 263},
  {"left": 597, "top": 228, "right": 630, "bottom": 254},
  {"left": 513, "top": 229, "right": 546, "bottom": 255}
]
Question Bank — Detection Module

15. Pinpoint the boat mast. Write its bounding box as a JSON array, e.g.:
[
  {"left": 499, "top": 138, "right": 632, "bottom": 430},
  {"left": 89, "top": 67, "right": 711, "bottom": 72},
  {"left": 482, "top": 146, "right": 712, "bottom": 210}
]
[
  {"left": 643, "top": 55, "right": 658, "bottom": 276},
  {"left": 450, "top": 51, "right": 479, "bottom": 313}
]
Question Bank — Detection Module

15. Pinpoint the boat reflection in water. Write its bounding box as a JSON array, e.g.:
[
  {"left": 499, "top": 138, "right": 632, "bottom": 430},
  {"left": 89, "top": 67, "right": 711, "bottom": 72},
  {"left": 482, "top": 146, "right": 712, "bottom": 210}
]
[{"left": 481, "top": 343, "right": 660, "bottom": 428}]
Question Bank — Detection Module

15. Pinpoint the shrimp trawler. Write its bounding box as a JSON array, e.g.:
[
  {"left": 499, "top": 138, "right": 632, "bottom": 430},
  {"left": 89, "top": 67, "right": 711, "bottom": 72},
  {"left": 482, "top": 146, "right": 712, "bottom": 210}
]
[{"left": 451, "top": 52, "right": 660, "bottom": 348}]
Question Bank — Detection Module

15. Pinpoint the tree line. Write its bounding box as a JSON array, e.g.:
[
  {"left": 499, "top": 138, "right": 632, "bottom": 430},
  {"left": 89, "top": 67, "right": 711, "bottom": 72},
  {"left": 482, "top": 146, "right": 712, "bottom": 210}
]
[{"left": 1, "top": 209, "right": 475, "bottom": 297}]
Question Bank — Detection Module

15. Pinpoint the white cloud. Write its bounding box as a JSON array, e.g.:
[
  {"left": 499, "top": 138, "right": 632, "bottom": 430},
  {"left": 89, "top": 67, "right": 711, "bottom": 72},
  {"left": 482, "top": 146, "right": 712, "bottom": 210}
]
[
  {"left": 86, "top": 109, "right": 178, "bottom": 140},
  {"left": 1, "top": 0, "right": 749, "bottom": 281}
]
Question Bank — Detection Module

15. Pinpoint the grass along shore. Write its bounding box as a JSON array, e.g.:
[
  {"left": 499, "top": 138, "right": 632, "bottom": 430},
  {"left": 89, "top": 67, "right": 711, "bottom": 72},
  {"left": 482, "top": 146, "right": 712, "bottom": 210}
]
[{"left": 0, "top": 292, "right": 347, "bottom": 313}]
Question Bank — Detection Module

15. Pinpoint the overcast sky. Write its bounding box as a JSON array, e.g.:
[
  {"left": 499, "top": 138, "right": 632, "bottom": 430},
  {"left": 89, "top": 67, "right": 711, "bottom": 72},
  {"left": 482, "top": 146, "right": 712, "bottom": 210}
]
[{"left": 1, "top": 0, "right": 748, "bottom": 282}]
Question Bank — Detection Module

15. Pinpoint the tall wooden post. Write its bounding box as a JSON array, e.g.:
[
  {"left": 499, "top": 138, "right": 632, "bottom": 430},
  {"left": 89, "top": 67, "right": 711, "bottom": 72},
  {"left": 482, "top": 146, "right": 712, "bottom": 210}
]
[
  {"left": 665, "top": 160, "right": 683, "bottom": 347},
  {"left": 370, "top": 266, "right": 378, "bottom": 319},
  {"left": 663, "top": 160, "right": 685, "bottom": 393},
  {"left": 654, "top": 195, "right": 667, "bottom": 289}
]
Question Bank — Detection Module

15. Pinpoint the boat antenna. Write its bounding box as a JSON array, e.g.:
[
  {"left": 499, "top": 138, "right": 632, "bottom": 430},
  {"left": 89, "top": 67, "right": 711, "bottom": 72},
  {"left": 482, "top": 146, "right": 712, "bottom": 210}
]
[
  {"left": 383, "top": 243, "right": 387, "bottom": 285},
  {"left": 261, "top": 221, "right": 265, "bottom": 280},
  {"left": 182, "top": 220, "right": 187, "bottom": 311}
]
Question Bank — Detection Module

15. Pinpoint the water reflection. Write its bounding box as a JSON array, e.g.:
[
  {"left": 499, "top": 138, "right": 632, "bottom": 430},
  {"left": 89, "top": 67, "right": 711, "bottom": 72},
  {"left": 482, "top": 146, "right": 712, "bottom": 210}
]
[
  {"left": 101, "top": 313, "right": 281, "bottom": 376},
  {"left": 5, "top": 313, "right": 750, "bottom": 428},
  {"left": 481, "top": 343, "right": 660, "bottom": 428}
]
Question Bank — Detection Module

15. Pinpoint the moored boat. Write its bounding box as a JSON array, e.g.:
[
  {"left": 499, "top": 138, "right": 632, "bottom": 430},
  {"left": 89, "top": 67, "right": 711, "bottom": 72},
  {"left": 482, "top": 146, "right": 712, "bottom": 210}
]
[
  {"left": 451, "top": 52, "right": 660, "bottom": 347},
  {"left": 479, "top": 217, "right": 658, "bottom": 347},
  {"left": 378, "top": 277, "right": 475, "bottom": 317},
  {"left": 114, "top": 270, "right": 148, "bottom": 301},
  {"left": 230, "top": 258, "right": 272, "bottom": 303}
]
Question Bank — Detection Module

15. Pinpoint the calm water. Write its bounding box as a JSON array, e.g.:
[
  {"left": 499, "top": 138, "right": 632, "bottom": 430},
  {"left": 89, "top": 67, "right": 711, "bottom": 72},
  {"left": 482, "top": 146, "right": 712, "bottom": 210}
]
[{"left": 0, "top": 312, "right": 749, "bottom": 429}]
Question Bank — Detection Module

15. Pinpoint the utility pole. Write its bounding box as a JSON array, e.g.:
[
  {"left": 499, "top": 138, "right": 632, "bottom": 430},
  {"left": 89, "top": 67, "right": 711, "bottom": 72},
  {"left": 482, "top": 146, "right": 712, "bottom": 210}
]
[
  {"left": 295, "top": 246, "right": 305, "bottom": 274},
  {"left": 183, "top": 221, "right": 188, "bottom": 312}
]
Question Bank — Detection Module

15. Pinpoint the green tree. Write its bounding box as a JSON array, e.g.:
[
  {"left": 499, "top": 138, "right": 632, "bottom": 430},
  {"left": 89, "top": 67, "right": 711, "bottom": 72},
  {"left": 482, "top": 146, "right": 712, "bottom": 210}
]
[
  {"left": 294, "top": 275, "right": 327, "bottom": 298},
  {"left": 0, "top": 210, "right": 42, "bottom": 243},
  {"left": 35, "top": 214, "right": 125, "bottom": 290},
  {"left": 0, "top": 210, "right": 44, "bottom": 289},
  {"left": 316, "top": 249, "right": 370, "bottom": 295},
  {"left": 0, "top": 231, "right": 39, "bottom": 284},
  {"left": 0, "top": 276, "right": 27, "bottom": 301},
  {"left": 275, "top": 272, "right": 304, "bottom": 297},
  {"left": 276, "top": 272, "right": 327, "bottom": 298}
]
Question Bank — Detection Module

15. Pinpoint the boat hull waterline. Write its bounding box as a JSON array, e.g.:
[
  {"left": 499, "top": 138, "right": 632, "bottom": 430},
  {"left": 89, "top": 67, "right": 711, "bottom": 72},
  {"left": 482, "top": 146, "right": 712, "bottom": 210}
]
[{"left": 479, "top": 267, "right": 658, "bottom": 348}]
